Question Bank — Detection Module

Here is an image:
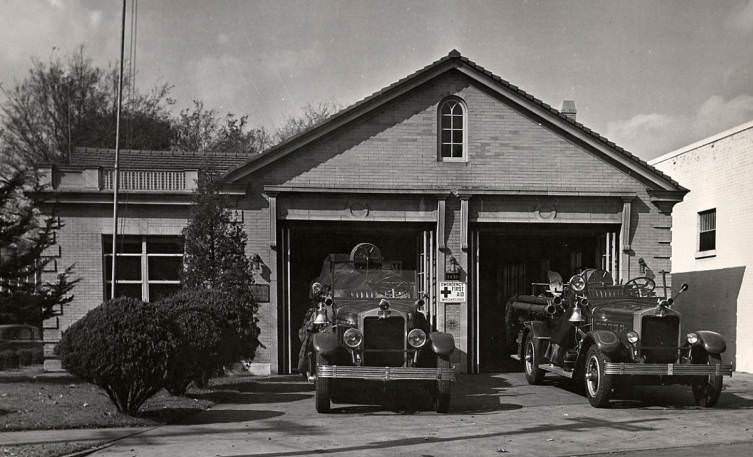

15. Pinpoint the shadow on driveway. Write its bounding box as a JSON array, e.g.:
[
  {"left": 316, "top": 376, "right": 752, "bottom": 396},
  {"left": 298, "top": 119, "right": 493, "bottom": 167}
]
[{"left": 217, "top": 415, "right": 666, "bottom": 457}]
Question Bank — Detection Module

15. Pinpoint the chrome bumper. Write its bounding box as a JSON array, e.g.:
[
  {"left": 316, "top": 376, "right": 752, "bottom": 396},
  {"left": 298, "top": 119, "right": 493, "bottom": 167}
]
[
  {"left": 604, "top": 362, "right": 734, "bottom": 376},
  {"left": 317, "top": 365, "right": 455, "bottom": 382}
]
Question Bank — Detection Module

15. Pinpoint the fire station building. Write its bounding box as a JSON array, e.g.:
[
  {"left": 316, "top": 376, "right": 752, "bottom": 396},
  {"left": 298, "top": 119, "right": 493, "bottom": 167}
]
[{"left": 41, "top": 51, "right": 688, "bottom": 374}]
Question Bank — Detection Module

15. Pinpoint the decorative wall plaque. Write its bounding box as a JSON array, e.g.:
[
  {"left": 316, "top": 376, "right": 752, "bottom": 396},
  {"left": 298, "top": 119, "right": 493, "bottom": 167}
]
[
  {"left": 249, "top": 284, "right": 270, "bottom": 303},
  {"left": 348, "top": 200, "right": 370, "bottom": 217},
  {"left": 445, "top": 303, "right": 461, "bottom": 334}
]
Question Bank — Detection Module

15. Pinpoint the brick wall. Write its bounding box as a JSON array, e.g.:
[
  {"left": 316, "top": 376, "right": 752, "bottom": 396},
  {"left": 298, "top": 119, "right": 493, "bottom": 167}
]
[
  {"left": 256, "top": 71, "right": 643, "bottom": 192},
  {"left": 42, "top": 205, "right": 190, "bottom": 369}
]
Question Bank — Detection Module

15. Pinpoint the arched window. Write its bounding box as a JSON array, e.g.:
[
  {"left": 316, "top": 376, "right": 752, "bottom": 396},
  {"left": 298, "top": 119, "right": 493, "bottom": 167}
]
[{"left": 438, "top": 98, "right": 467, "bottom": 161}]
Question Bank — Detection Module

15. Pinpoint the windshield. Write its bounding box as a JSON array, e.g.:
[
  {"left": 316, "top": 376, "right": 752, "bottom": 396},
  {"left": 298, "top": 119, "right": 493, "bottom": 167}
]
[{"left": 317, "top": 254, "right": 417, "bottom": 300}]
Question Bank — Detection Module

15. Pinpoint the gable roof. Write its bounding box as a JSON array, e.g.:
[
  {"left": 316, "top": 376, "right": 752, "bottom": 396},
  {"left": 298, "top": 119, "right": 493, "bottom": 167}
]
[{"left": 222, "top": 50, "right": 687, "bottom": 193}]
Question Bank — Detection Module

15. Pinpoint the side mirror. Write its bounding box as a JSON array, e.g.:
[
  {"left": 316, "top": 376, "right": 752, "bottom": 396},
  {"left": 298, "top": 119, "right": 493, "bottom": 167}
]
[{"left": 414, "top": 298, "right": 425, "bottom": 310}]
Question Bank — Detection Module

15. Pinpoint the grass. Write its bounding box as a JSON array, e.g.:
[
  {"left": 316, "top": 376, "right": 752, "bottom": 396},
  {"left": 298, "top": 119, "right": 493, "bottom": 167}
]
[
  {"left": 0, "top": 370, "right": 214, "bottom": 431},
  {"left": 1, "top": 440, "right": 106, "bottom": 457}
]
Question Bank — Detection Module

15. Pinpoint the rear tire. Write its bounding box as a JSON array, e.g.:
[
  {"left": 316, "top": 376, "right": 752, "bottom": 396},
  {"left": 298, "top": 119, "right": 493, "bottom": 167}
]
[
  {"left": 692, "top": 353, "right": 723, "bottom": 407},
  {"left": 314, "top": 353, "right": 330, "bottom": 413},
  {"left": 435, "top": 356, "right": 452, "bottom": 413},
  {"left": 523, "top": 333, "right": 545, "bottom": 385},
  {"left": 584, "top": 345, "right": 613, "bottom": 408}
]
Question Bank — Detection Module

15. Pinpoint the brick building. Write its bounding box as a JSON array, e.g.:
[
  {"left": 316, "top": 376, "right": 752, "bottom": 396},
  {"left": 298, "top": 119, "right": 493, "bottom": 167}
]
[
  {"left": 651, "top": 120, "right": 753, "bottom": 373},
  {"left": 41, "top": 51, "right": 687, "bottom": 374}
]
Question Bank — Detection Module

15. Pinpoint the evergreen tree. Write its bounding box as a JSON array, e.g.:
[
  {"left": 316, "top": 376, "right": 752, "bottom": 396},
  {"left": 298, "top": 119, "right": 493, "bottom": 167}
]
[
  {"left": 181, "top": 173, "right": 255, "bottom": 302},
  {"left": 0, "top": 171, "right": 78, "bottom": 324}
]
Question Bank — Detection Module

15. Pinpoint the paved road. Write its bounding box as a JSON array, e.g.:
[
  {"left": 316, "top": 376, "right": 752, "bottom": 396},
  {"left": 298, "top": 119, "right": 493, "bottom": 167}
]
[
  {"left": 584, "top": 441, "right": 753, "bottom": 457},
  {"left": 91, "top": 369, "right": 753, "bottom": 457}
]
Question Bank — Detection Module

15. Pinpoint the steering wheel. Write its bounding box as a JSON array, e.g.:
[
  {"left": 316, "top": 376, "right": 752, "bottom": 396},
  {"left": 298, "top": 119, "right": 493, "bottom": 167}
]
[{"left": 624, "top": 277, "right": 656, "bottom": 296}]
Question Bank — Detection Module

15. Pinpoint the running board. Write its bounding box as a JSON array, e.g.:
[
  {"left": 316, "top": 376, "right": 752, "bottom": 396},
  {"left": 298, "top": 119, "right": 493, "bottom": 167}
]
[
  {"left": 538, "top": 363, "right": 574, "bottom": 379},
  {"left": 510, "top": 354, "right": 521, "bottom": 361}
]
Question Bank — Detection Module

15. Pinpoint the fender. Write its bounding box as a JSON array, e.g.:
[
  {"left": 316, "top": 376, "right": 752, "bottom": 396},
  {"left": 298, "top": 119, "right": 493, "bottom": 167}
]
[
  {"left": 585, "top": 330, "right": 622, "bottom": 355},
  {"left": 312, "top": 332, "right": 339, "bottom": 356},
  {"left": 430, "top": 332, "right": 455, "bottom": 356},
  {"left": 523, "top": 320, "right": 550, "bottom": 340},
  {"left": 694, "top": 330, "right": 727, "bottom": 354}
]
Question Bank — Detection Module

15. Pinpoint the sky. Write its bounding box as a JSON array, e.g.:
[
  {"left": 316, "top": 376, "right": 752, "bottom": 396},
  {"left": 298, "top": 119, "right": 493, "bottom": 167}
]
[{"left": 1, "top": 0, "right": 753, "bottom": 160}]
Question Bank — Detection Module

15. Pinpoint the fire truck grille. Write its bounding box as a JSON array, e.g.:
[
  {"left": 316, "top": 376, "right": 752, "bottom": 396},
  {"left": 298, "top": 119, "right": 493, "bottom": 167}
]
[
  {"left": 641, "top": 315, "right": 680, "bottom": 363},
  {"left": 363, "top": 316, "right": 405, "bottom": 367}
]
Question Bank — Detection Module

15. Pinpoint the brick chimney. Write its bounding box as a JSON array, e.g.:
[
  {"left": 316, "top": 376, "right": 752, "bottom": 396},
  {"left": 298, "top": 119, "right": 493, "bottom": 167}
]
[{"left": 561, "top": 100, "right": 577, "bottom": 121}]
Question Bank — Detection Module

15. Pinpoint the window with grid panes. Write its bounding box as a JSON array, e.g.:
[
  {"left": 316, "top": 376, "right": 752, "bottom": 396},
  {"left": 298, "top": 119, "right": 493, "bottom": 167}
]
[
  {"left": 698, "top": 209, "right": 716, "bottom": 252},
  {"left": 439, "top": 98, "right": 466, "bottom": 161},
  {"left": 103, "top": 235, "right": 183, "bottom": 302}
]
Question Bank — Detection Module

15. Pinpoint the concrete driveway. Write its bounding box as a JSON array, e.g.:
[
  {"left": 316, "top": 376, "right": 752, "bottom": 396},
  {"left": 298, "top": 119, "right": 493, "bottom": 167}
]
[{"left": 91, "top": 369, "right": 753, "bottom": 457}]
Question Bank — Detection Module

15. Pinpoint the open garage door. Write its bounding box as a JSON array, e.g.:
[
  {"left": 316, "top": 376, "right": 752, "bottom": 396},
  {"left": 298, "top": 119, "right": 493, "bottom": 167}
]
[
  {"left": 278, "top": 221, "right": 435, "bottom": 374},
  {"left": 471, "top": 223, "right": 620, "bottom": 372}
]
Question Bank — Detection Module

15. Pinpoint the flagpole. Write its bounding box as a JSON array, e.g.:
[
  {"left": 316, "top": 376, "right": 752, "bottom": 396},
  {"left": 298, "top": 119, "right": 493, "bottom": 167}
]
[{"left": 111, "top": 0, "right": 127, "bottom": 299}]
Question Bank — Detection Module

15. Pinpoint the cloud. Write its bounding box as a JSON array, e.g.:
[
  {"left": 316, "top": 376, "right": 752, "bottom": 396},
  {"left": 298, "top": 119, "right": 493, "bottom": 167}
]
[
  {"left": 727, "top": 0, "right": 753, "bottom": 33},
  {"left": 606, "top": 94, "right": 753, "bottom": 159},
  {"left": 185, "top": 54, "right": 254, "bottom": 114},
  {"left": 0, "top": 1, "right": 119, "bottom": 81}
]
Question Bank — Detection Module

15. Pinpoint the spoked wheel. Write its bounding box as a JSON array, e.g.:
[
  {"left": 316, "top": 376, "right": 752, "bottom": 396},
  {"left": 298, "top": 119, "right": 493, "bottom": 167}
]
[
  {"left": 523, "top": 333, "right": 545, "bottom": 385},
  {"left": 692, "top": 353, "right": 723, "bottom": 407},
  {"left": 434, "top": 356, "right": 452, "bottom": 413},
  {"left": 584, "top": 345, "right": 613, "bottom": 408},
  {"left": 314, "top": 353, "right": 330, "bottom": 413}
]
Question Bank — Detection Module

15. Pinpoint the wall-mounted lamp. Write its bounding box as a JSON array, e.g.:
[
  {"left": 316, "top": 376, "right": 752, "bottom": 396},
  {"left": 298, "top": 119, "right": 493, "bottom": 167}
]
[
  {"left": 445, "top": 255, "right": 460, "bottom": 280},
  {"left": 638, "top": 257, "right": 647, "bottom": 274},
  {"left": 251, "top": 253, "right": 263, "bottom": 272}
]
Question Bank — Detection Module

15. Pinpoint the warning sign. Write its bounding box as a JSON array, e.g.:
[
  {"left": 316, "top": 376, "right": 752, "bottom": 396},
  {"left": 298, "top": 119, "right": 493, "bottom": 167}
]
[{"left": 438, "top": 281, "right": 466, "bottom": 303}]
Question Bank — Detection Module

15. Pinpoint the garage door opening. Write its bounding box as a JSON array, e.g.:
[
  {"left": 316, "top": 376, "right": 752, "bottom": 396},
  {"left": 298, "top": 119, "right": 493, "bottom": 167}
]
[
  {"left": 279, "top": 221, "right": 435, "bottom": 374},
  {"left": 474, "top": 223, "right": 620, "bottom": 372}
]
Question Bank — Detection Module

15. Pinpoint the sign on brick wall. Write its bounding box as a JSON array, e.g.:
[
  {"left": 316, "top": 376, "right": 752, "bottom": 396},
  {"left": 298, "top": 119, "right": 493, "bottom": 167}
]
[{"left": 438, "top": 281, "right": 466, "bottom": 303}]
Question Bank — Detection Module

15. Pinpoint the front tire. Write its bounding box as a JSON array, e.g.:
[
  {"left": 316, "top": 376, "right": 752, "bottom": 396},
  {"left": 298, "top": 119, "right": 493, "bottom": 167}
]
[
  {"left": 692, "top": 353, "right": 723, "bottom": 407},
  {"left": 435, "top": 356, "right": 452, "bottom": 413},
  {"left": 314, "top": 353, "right": 331, "bottom": 413},
  {"left": 584, "top": 345, "right": 613, "bottom": 408},
  {"left": 523, "top": 333, "right": 545, "bottom": 385}
]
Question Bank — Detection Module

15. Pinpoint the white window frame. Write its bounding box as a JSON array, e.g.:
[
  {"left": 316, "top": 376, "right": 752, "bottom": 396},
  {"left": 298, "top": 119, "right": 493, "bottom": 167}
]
[
  {"left": 104, "top": 235, "right": 183, "bottom": 301},
  {"left": 437, "top": 97, "right": 468, "bottom": 162},
  {"left": 696, "top": 208, "right": 716, "bottom": 259}
]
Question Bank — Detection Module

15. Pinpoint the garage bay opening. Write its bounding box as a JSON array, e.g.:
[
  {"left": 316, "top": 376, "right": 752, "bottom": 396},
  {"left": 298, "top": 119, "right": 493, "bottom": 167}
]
[
  {"left": 279, "top": 221, "right": 435, "bottom": 374},
  {"left": 474, "top": 223, "right": 620, "bottom": 372}
]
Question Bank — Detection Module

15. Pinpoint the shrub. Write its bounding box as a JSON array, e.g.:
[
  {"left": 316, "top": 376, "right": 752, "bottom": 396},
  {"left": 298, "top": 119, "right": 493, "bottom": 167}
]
[
  {"left": 17, "top": 348, "right": 33, "bottom": 366},
  {"left": 31, "top": 346, "right": 44, "bottom": 365},
  {"left": 159, "top": 288, "right": 261, "bottom": 394},
  {"left": 158, "top": 290, "right": 226, "bottom": 395},
  {"left": 58, "top": 297, "right": 176, "bottom": 415},
  {"left": 0, "top": 350, "right": 18, "bottom": 370}
]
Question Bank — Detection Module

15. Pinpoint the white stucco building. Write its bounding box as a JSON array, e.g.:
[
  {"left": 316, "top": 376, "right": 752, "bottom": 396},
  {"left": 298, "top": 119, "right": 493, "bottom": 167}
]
[{"left": 650, "top": 120, "right": 753, "bottom": 373}]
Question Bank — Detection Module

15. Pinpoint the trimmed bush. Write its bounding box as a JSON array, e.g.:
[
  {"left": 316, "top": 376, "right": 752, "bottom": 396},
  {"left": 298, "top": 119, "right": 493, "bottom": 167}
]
[
  {"left": 17, "top": 348, "right": 33, "bottom": 366},
  {"left": 158, "top": 288, "right": 261, "bottom": 394},
  {"left": 31, "top": 346, "right": 44, "bottom": 365},
  {"left": 58, "top": 297, "right": 176, "bottom": 415},
  {"left": 158, "top": 290, "right": 226, "bottom": 395},
  {"left": 0, "top": 350, "right": 18, "bottom": 370}
]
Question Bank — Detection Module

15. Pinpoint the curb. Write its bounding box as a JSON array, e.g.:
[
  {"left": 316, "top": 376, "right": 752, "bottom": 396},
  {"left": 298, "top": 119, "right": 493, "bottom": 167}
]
[{"left": 57, "top": 427, "right": 159, "bottom": 457}]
